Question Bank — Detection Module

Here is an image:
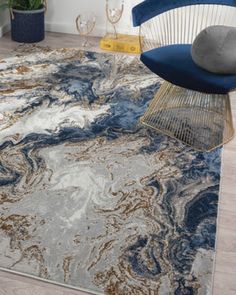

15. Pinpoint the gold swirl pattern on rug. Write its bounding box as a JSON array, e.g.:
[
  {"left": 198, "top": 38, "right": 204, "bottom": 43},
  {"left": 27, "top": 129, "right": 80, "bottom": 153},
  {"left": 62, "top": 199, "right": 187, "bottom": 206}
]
[{"left": 0, "top": 48, "right": 221, "bottom": 295}]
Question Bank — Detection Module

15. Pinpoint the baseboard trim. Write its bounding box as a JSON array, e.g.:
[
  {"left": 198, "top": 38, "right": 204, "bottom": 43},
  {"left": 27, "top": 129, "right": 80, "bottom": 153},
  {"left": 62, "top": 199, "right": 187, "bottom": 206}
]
[
  {"left": 45, "top": 22, "right": 106, "bottom": 37},
  {"left": 0, "top": 22, "right": 138, "bottom": 38},
  {"left": 45, "top": 22, "right": 139, "bottom": 37},
  {"left": 0, "top": 22, "right": 106, "bottom": 38},
  {"left": 0, "top": 23, "right": 11, "bottom": 38}
]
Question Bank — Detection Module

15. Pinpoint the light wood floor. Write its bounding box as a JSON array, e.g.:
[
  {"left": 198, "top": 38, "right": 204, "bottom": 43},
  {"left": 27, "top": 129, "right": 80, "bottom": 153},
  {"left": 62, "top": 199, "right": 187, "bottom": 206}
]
[{"left": 0, "top": 32, "right": 236, "bottom": 295}]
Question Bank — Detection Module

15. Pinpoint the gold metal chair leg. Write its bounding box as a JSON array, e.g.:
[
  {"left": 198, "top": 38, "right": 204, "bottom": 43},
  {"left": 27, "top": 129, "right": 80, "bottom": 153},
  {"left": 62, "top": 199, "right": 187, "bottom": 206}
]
[{"left": 141, "top": 81, "right": 235, "bottom": 151}]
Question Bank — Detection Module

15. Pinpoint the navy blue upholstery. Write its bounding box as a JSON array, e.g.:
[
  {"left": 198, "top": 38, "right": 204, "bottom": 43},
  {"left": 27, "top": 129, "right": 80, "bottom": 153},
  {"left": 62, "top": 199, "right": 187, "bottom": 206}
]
[
  {"left": 141, "top": 45, "right": 236, "bottom": 94},
  {"left": 132, "top": 0, "right": 236, "bottom": 26}
]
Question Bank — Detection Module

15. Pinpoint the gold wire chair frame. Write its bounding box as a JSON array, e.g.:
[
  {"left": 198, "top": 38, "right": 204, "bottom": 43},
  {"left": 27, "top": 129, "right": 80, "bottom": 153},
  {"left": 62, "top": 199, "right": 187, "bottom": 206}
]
[
  {"left": 139, "top": 4, "right": 236, "bottom": 52},
  {"left": 138, "top": 4, "right": 236, "bottom": 151},
  {"left": 141, "top": 82, "right": 235, "bottom": 151}
]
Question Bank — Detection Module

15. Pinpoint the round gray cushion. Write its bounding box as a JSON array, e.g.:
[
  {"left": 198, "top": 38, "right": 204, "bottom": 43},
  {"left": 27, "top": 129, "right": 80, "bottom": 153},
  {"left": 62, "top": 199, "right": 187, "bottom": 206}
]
[{"left": 191, "top": 25, "right": 236, "bottom": 74}]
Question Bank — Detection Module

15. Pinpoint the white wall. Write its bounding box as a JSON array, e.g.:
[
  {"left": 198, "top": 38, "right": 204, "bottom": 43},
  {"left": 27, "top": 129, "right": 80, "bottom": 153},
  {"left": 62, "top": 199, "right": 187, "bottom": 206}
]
[
  {"left": 0, "top": 10, "right": 10, "bottom": 37},
  {"left": 0, "top": 0, "right": 141, "bottom": 37},
  {"left": 1, "top": 1, "right": 235, "bottom": 40},
  {"left": 45, "top": 0, "right": 141, "bottom": 36}
]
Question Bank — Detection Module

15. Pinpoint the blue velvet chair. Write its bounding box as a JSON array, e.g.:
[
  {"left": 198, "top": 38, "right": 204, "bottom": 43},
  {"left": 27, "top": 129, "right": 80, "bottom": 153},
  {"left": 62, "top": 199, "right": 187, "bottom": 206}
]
[{"left": 132, "top": 0, "right": 236, "bottom": 151}]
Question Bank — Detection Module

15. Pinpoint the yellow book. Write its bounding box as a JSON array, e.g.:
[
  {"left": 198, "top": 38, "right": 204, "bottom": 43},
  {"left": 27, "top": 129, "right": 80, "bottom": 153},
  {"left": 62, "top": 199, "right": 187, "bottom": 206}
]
[{"left": 100, "top": 34, "right": 141, "bottom": 54}]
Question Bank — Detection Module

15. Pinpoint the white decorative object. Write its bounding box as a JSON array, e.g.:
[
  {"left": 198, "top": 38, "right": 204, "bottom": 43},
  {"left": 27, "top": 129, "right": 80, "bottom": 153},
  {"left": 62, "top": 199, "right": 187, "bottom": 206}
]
[
  {"left": 106, "top": 0, "right": 124, "bottom": 39},
  {"left": 76, "top": 14, "right": 96, "bottom": 47}
]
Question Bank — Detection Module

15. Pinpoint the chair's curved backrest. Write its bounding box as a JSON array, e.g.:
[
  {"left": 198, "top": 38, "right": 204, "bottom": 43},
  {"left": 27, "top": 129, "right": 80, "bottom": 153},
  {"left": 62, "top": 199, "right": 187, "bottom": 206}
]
[{"left": 132, "top": 0, "right": 236, "bottom": 52}]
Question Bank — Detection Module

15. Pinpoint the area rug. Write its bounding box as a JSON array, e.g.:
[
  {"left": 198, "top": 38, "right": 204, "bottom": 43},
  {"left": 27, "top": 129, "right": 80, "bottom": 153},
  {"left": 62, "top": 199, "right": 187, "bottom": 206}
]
[{"left": 0, "top": 47, "right": 221, "bottom": 295}]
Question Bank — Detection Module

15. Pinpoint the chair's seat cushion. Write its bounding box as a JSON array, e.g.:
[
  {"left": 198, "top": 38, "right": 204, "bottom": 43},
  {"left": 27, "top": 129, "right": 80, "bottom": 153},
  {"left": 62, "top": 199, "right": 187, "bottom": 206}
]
[
  {"left": 141, "top": 44, "right": 236, "bottom": 94},
  {"left": 191, "top": 26, "right": 236, "bottom": 74}
]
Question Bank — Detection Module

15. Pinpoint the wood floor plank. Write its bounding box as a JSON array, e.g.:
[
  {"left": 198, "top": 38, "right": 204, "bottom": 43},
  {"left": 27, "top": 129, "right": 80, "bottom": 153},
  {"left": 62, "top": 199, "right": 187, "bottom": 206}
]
[
  {"left": 0, "top": 270, "right": 92, "bottom": 295},
  {"left": 219, "top": 192, "right": 236, "bottom": 212},
  {"left": 212, "top": 92, "right": 236, "bottom": 294},
  {"left": 213, "top": 271, "right": 236, "bottom": 295}
]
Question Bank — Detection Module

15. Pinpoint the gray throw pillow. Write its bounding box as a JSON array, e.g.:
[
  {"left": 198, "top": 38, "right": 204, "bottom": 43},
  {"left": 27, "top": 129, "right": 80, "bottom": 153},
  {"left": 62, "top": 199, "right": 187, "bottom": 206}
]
[{"left": 191, "top": 25, "right": 236, "bottom": 74}]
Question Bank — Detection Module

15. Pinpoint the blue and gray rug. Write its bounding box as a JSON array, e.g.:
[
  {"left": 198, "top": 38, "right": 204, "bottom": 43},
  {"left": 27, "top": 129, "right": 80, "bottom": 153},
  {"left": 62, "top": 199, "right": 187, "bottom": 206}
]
[{"left": 0, "top": 47, "right": 221, "bottom": 295}]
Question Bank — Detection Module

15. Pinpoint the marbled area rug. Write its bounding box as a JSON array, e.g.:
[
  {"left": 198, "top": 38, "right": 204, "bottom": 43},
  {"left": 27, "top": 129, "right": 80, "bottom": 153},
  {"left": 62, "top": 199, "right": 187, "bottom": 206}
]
[{"left": 0, "top": 47, "right": 221, "bottom": 295}]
